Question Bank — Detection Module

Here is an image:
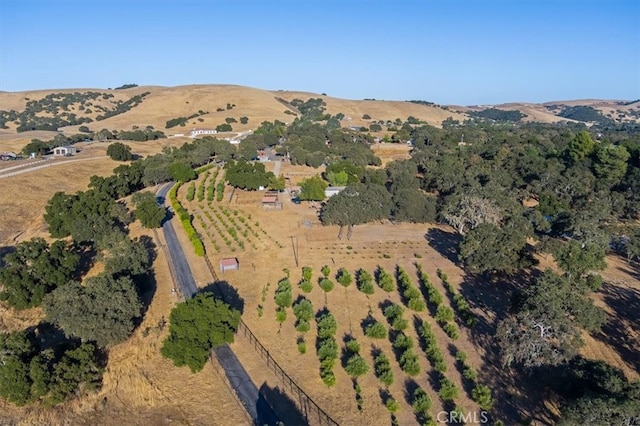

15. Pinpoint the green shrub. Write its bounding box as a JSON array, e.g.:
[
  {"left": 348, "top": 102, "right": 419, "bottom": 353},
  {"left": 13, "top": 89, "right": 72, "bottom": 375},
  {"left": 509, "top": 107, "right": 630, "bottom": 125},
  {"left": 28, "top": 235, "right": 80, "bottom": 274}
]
[
  {"left": 412, "top": 387, "right": 432, "bottom": 417},
  {"left": 317, "top": 338, "right": 338, "bottom": 362},
  {"left": 316, "top": 313, "right": 338, "bottom": 338},
  {"left": 443, "top": 322, "right": 460, "bottom": 340},
  {"left": 336, "top": 268, "right": 352, "bottom": 287},
  {"left": 302, "top": 266, "right": 313, "bottom": 281},
  {"left": 292, "top": 298, "right": 313, "bottom": 322},
  {"left": 275, "top": 308, "right": 287, "bottom": 323},
  {"left": 344, "top": 354, "right": 369, "bottom": 378},
  {"left": 320, "top": 368, "right": 336, "bottom": 387},
  {"left": 407, "top": 297, "right": 426, "bottom": 312},
  {"left": 319, "top": 278, "right": 334, "bottom": 293},
  {"left": 434, "top": 360, "right": 447, "bottom": 372},
  {"left": 463, "top": 367, "right": 478, "bottom": 382},
  {"left": 472, "top": 384, "right": 494, "bottom": 410},
  {"left": 374, "top": 352, "right": 394, "bottom": 386},
  {"left": 383, "top": 303, "right": 403, "bottom": 322},
  {"left": 438, "top": 378, "right": 458, "bottom": 401},
  {"left": 364, "top": 322, "right": 387, "bottom": 339},
  {"left": 385, "top": 397, "right": 400, "bottom": 413},
  {"left": 296, "top": 320, "right": 310, "bottom": 333},
  {"left": 274, "top": 278, "right": 292, "bottom": 308},
  {"left": 392, "top": 333, "right": 414, "bottom": 352},
  {"left": 399, "top": 350, "right": 420, "bottom": 376},
  {"left": 297, "top": 341, "right": 307, "bottom": 354},
  {"left": 321, "top": 265, "right": 330, "bottom": 277},
  {"left": 299, "top": 279, "right": 313, "bottom": 293},
  {"left": 377, "top": 266, "right": 395, "bottom": 292},
  {"left": 392, "top": 317, "right": 408, "bottom": 331},
  {"left": 345, "top": 339, "right": 360, "bottom": 353},
  {"left": 435, "top": 305, "right": 455, "bottom": 323}
]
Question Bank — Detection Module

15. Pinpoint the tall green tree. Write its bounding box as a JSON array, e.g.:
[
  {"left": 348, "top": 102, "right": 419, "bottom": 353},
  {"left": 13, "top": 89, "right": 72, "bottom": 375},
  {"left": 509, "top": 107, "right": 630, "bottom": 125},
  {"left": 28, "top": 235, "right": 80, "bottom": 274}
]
[
  {"left": 458, "top": 222, "right": 529, "bottom": 275},
  {"left": 132, "top": 191, "right": 165, "bottom": 228},
  {"left": 43, "top": 274, "right": 142, "bottom": 347},
  {"left": 299, "top": 176, "right": 328, "bottom": 201},
  {"left": 98, "top": 232, "right": 151, "bottom": 277},
  {"left": 169, "top": 161, "right": 196, "bottom": 182},
  {"left": 106, "top": 142, "right": 133, "bottom": 161},
  {"left": 0, "top": 238, "right": 79, "bottom": 309},
  {"left": 161, "top": 292, "right": 240, "bottom": 373},
  {"left": 593, "top": 143, "right": 630, "bottom": 187},
  {"left": 566, "top": 131, "right": 596, "bottom": 163}
]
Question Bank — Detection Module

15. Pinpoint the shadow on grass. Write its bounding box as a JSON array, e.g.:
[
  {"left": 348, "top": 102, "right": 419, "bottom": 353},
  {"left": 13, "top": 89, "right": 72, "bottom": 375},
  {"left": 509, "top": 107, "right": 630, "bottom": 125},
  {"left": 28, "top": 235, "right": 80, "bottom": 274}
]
[
  {"left": 424, "top": 227, "right": 461, "bottom": 265},
  {"left": 258, "top": 382, "right": 306, "bottom": 426},
  {"left": 596, "top": 281, "right": 640, "bottom": 373},
  {"left": 200, "top": 280, "right": 245, "bottom": 315}
]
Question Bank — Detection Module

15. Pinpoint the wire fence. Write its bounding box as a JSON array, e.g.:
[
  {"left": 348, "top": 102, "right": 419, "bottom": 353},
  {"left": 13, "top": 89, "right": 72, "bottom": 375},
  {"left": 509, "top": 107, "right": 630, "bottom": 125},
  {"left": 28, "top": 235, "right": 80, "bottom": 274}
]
[
  {"left": 203, "top": 254, "right": 338, "bottom": 426},
  {"left": 236, "top": 320, "right": 339, "bottom": 426}
]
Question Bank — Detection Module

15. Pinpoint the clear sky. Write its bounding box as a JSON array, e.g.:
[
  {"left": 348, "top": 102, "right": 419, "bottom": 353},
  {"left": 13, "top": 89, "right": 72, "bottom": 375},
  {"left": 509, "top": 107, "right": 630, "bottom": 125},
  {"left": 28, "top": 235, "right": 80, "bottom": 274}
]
[{"left": 1, "top": 0, "right": 638, "bottom": 105}]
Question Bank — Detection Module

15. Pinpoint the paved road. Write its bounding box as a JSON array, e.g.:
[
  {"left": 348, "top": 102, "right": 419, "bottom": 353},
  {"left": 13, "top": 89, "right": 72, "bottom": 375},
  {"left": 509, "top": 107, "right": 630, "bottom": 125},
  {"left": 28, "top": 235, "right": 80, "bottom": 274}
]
[
  {"left": 0, "top": 156, "right": 109, "bottom": 179},
  {"left": 156, "top": 183, "right": 198, "bottom": 298},
  {"left": 155, "top": 183, "right": 280, "bottom": 425}
]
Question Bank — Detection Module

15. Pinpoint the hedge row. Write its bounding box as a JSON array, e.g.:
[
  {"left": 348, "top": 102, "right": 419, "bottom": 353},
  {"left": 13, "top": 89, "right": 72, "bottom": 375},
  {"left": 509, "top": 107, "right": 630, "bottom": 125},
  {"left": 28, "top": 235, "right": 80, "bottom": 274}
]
[{"left": 169, "top": 182, "right": 205, "bottom": 256}]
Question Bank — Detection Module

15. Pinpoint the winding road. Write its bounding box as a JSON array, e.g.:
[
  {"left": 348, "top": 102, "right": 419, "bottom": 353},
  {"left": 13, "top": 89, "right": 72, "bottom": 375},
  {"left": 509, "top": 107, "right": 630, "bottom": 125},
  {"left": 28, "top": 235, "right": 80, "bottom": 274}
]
[{"left": 155, "top": 183, "right": 279, "bottom": 426}]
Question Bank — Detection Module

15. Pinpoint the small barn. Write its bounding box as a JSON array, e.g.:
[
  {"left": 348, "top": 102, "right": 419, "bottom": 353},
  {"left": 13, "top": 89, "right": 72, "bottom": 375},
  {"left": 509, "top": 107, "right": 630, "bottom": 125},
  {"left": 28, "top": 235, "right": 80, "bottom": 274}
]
[
  {"left": 261, "top": 193, "right": 283, "bottom": 210},
  {"left": 220, "top": 257, "right": 239, "bottom": 273},
  {"left": 53, "top": 146, "right": 77, "bottom": 156}
]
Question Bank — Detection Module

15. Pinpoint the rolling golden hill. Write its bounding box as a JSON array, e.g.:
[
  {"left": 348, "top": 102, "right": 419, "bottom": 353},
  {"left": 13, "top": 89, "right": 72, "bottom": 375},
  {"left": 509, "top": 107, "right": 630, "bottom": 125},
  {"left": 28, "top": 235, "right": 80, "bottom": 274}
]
[{"left": 0, "top": 85, "right": 638, "bottom": 141}]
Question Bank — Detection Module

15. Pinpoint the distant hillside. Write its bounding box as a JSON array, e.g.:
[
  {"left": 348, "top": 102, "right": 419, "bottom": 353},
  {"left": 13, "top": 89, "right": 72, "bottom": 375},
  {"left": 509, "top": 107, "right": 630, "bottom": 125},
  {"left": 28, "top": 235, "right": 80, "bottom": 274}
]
[{"left": 0, "top": 85, "right": 638, "bottom": 136}]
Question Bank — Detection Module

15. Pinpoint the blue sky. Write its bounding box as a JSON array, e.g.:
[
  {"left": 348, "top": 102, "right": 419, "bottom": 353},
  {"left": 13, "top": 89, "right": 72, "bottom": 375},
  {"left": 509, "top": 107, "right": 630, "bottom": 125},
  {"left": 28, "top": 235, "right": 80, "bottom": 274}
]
[{"left": 0, "top": 0, "right": 638, "bottom": 105}]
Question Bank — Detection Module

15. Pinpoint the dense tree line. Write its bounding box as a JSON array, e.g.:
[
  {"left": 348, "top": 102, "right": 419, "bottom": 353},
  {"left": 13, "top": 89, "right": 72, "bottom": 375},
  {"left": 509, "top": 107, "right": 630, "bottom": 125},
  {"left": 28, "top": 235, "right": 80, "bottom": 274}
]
[
  {"left": 470, "top": 108, "right": 526, "bottom": 122},
  {"left": 224, "top": 159, "right": 275, "bottom": 190},
  {"left": 0, "top": 330, "right": 104, "bottom": 406},
  {"left": 0, "top": 91, "right": 150, "bottom": 132}
]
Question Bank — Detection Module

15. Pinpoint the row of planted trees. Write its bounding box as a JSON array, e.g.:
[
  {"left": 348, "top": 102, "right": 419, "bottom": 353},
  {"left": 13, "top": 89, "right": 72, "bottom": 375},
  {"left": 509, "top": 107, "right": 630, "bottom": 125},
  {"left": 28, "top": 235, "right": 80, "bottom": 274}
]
[{"left": 263, "top": 262, "right": 494, "bottom": 423}]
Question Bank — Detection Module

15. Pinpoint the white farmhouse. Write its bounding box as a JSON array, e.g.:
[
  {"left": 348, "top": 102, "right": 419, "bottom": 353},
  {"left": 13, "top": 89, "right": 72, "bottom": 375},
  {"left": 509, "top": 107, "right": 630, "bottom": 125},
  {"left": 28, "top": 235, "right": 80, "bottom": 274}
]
[{"left": 189, "top": 128, "right": 218, "bottom": 138}]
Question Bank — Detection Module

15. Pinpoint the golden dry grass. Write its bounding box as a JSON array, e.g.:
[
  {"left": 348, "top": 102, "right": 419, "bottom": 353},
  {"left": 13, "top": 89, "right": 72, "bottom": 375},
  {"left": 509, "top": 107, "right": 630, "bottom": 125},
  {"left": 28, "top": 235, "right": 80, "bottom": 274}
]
[
  {"left": 0, "top": 89, "right": 638, "bottom": 424},
  {"left": 273, "top": 90, "right": 467, "bottom": 128}
]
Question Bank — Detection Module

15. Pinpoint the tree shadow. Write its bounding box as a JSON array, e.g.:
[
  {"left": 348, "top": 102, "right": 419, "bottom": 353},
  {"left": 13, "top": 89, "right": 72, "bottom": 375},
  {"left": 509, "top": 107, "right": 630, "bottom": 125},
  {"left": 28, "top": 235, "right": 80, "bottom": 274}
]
[
  {"left": 341, "top": 333, "right": 355, "bottom": 368},
  {"left": 424, "top": 228, "right": 461, "bottom": 264},
  {"left": 160, "top": 208, "right": 173, "bottom": 227},
  {"left": 257, "top": 382, "right": 306, "bottom": 426},
  {"left": 453, "top": 268, "right": 559, "bottom": 425},
  {"left": 72, "top": 241, "right": 97, "bottom": 279},
  {"left": 315, "top": 306, "right": 331, "bottom": 321},
  {"left": 0, "top": 245, "right": 16, "bottom": 267},
  {"left": 200, "top": 280, "right": 245, "bottom": 315},
  {"left": 403, "top": 378, "right": 420, "bottom": 405},
  {"left": 360, "top": 313, "right": 377, "bottom": 334},
  {"left": 378, "top": 299, "right": 395, "bottom": 325},
  {"left": 595, "top": 281, "right": 640, "bottom": 373}
]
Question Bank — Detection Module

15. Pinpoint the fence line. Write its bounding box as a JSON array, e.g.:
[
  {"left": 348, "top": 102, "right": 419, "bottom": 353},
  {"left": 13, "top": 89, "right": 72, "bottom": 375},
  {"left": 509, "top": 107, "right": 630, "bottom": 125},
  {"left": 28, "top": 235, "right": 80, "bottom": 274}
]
[
  {"left": 236, "top": 321, "right": 339, "bottom": 426},
  {"left": 202, "top": 254, "right": 338, "bottom": 426}
]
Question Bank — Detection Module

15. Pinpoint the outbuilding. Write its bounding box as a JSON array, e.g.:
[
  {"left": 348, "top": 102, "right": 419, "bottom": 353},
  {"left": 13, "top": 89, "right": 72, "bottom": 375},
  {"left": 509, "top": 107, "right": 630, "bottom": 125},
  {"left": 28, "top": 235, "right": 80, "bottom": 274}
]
[
  {"left": 324, "top": 186, "right": 346, "bottom": 198},
  {"left": 53, "top": 146, "right": 77, "bottom": 156},
  {"left": 220, "top": 257, "right": 239, "bottom": 273}
]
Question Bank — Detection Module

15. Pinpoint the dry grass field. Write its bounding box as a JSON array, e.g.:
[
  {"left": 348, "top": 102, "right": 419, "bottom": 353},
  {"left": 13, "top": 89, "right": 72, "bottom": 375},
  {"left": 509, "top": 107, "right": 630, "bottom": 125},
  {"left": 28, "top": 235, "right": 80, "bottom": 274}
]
[{"left": 0, "top": 88, "right": 639, "bottom": 425}]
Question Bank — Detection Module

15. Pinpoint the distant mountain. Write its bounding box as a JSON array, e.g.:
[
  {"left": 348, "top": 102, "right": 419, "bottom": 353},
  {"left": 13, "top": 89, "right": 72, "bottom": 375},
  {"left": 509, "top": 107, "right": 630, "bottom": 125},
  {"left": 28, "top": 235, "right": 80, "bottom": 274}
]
[{"left": 0, "top": 85, "right": 637, "bottom": 135}]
